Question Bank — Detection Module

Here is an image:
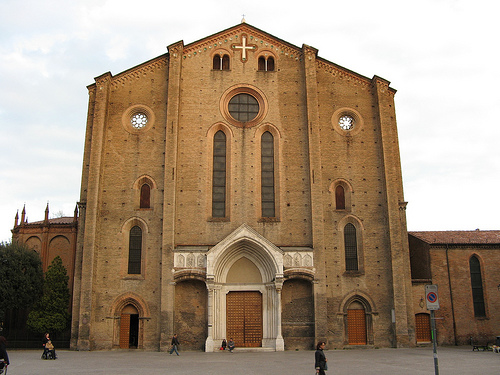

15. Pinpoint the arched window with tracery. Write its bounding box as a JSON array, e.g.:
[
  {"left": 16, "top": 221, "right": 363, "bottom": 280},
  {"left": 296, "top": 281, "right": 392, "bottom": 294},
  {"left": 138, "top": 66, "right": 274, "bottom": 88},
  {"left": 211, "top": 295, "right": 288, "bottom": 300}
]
[
  {"left": 261, "top": 131, "right": 275, "bottom": 217},
  {"left": 140, "top": 183, "right": 150, "bottom": 208},
  {"left": 213, "top": 54, "right": 230, "bottom": 70},
  {"left": 344, "top": 223, "right": 358, "bottom": 271},
  {"left": 128, "top": 226, "right": 142, "bottom": 274},
  {"left": 258, "top": 56, "right": 275, "bottom": 71},
  {"left": 469, "top": 255, "right": 486, "bottom": 317},
  {"left": 212, "top": 130, "right": 227, "bottom": 217}
]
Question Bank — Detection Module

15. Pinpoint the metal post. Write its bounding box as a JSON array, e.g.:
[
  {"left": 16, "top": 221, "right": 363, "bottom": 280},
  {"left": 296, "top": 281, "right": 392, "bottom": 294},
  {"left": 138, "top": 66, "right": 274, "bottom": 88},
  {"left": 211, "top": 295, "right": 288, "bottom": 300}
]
[{"left": 430, "top": 310, "right": 439, "bottom": 375}]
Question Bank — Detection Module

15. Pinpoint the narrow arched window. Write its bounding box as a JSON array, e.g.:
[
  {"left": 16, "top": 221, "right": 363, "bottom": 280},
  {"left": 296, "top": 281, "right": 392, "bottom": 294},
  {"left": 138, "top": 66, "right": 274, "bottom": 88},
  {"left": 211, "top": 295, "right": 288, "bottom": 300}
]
[
  {"left": 344, "top": 223, "right": 358, "bottom": 271},
  {"left": 335, "top": 185, "right": 345, "bottom": 210},
  {"left": 258, "top": 56, "right": 266, "bottom": 71},
  {"left": 128, "top": 226, "right": 142, "bottom": 274},
  {"left": 140, "top": 183, "right": 151, "bottom": 208},
  {"left": 469, "top": 256, "right": 486, "bottom": 317},
  {"left": 267, "top": 56, "right": 275, "bottom": 71},
  {"left": 222, "top": 54, "right": 230, "bottom": 70},
  {"left": 213, "top": 55, "right": 221, "bottom": 70},
  {"left": 261, "top": 131, "right": 275, "bottom": 217},
  {"left": 258, "top": 56, "right": 275, "bottom": 72},
  {"left": 212, "top": 131, "right": 226, "bottom": 217}
]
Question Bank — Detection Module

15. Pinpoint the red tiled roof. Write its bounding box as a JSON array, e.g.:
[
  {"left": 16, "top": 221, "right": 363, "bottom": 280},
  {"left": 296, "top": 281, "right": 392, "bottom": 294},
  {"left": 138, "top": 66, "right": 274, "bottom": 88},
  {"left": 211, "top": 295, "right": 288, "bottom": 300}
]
[
  {"left": 409, "top": 230, "right": 500, "bottom": 245},
  {"left": 25, "top": 217, "right": 76, "bottom": 225}
]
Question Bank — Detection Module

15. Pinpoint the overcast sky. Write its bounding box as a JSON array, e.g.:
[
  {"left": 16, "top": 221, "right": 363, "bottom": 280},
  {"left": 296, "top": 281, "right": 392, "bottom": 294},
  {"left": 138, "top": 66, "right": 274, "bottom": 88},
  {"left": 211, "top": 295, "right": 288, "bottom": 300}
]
[{"left": 1, "top": 0, "right": 498, "bottom": 242}]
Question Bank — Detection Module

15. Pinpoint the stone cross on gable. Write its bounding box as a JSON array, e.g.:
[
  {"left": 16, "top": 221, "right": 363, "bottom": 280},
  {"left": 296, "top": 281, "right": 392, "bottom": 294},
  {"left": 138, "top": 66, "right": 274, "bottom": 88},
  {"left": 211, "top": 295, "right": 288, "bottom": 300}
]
[{"left": 232, "top": 34, "right": 256, "bottom": 62}]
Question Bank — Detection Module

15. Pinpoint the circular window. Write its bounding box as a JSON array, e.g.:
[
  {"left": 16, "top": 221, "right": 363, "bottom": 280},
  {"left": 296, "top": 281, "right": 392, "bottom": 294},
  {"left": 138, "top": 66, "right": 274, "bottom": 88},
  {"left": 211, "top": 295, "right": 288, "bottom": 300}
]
[
  {"left": 332, "top": 108, "right": 363, "bottom": 136},
  {"left": 338, "top": 115, "right": 355, "bottom": 130},
  {"left": 220, "top": 85, "right": 268, "bottom": 128},
  {"left": 122, "top": 104, "right": 155, "bottom": 134},
  {"left": 228, "top": 94, "right": 259, "bottom": 122},
  {"left": 131, "top": 113, "right": 148, "bottom": 129}
]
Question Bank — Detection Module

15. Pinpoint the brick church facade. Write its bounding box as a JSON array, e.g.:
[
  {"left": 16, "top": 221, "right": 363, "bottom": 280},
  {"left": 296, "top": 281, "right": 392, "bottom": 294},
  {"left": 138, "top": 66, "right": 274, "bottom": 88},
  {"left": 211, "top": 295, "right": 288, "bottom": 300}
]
[
  {"left": 66, "top": 22, "right": 421, "bottom": 351},
  {"left": 70, "top": 22, "right": 415, "bottom": 351},
  {"left": 11, "top": 23, "right": 499, "bottom": 352}
]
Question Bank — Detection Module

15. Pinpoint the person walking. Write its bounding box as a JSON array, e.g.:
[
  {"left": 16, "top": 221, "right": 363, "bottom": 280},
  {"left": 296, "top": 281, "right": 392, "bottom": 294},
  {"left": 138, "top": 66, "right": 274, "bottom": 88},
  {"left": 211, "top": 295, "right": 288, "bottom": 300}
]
[
  {"left": 169, "top": 334, "right": 180, "bottom": 356},
  {"left": 315, "top": 341, "right": 328, "bottom": 374}
]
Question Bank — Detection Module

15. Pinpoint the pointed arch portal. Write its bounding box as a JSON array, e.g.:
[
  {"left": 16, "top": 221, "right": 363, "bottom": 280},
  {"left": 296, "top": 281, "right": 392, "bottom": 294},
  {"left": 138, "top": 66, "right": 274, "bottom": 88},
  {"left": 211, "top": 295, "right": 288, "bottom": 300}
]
[{"left": 205, "top": 224, "right": 285, "bottom": 351}]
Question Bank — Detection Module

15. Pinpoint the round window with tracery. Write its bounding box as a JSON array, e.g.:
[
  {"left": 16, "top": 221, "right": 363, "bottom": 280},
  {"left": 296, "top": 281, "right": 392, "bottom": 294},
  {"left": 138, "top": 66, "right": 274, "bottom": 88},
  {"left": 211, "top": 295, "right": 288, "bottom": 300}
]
[
  {"left": 228, "top": 93, "right": 259, "bottom": 122},
  {"left": 131, "top": 113, "right": 148, "bottom": 129},
  {"left": 339, "top": 115, "right": 355, "bottom": 130}
]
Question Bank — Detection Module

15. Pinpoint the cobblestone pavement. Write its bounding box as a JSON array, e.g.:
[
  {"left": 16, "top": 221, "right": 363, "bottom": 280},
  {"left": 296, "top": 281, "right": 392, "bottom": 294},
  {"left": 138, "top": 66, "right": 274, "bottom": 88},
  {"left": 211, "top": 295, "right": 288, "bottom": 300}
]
[{"left": 3, "top": 346, "right": 499, "bottom": 374}]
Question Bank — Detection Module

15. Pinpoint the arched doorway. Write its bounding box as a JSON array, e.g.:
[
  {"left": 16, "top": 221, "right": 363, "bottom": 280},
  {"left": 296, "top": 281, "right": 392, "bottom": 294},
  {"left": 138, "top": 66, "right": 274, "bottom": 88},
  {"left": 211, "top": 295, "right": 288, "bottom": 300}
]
[
  {"left": 205, "top": 224, "right": 285, "bottom": 351},
  {"left": 347, "top": 301, "right": 367, "bottom": 345},
  {"left": 120, "top": 304, "right": 139, "bottom": 349}
]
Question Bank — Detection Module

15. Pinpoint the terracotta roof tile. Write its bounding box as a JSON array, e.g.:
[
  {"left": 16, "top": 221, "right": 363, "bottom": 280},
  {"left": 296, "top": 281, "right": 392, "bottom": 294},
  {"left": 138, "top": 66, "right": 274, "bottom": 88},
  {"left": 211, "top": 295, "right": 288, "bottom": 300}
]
[
  {"left": 25, "top": 217, "right": 76, "bottom": 226},
  {"left": 409, "top": 230, "right": 500, "bottom": 245}
]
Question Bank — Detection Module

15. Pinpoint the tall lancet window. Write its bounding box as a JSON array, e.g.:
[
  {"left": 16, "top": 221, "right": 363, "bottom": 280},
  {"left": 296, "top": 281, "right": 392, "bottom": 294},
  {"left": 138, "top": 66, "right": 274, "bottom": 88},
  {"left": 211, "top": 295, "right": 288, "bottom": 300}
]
[
  {"left": 128, "top": 226, "right": 142, "bottom": 274},
  {"left": 212, "top": 130, "right": 227, "bottom": 218},
  {"left": 344, "top": 223, "right": 358, "bottom": 271},
  {"left": 261, "top": 131, "right": 275, "bottom": 217},
  {"left": 469, "top": 256, "right": 486, "bottom": 317}
]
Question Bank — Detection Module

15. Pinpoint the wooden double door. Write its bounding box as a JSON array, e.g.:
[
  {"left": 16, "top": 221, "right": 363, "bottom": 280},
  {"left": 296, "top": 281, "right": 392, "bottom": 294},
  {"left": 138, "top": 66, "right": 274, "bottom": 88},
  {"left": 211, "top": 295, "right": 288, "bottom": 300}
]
[{"left": 226, "top": 291, "right": 263, "bottom": 347}]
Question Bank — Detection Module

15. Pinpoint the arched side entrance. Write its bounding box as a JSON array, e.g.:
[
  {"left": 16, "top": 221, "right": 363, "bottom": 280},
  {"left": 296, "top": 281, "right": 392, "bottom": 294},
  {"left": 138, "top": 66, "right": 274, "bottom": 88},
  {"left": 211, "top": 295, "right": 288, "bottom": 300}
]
[
  {"left": 205, "top": 224, "right": 284, "bottom": 352},
  {"left": 340, "top": 293, "right": 375, "bottom": 346},
  {"left": 110, "top": 292, "right": 150, "bottom": 349},
  {"left": 120, "top": 304, "right": 139, "bottom": 349}
]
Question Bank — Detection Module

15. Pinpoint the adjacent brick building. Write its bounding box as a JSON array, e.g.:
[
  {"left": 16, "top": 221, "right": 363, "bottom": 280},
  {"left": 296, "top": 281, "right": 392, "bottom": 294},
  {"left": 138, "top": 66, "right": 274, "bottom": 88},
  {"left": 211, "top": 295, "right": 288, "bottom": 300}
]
[{"left": 409, "top": 230, "right": 500, "bottom": 346}]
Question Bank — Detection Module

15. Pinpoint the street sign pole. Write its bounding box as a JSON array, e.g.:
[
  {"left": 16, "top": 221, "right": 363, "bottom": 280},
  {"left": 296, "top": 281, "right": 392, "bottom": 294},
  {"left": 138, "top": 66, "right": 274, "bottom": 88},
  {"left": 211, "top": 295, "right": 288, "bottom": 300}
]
[
  {"left": 426, "top": 284, "right": 440, "bottom": 375},
  {"left": 430, "top": 309, "right": 439, "bottom": 375}
]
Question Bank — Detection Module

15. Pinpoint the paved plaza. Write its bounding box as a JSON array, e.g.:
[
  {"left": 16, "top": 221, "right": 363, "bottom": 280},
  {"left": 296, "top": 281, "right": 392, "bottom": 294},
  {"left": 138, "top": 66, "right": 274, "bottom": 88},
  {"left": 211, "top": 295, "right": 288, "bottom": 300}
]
[{"left": 3, "top": 346, "right": 499, "bottom": 374}]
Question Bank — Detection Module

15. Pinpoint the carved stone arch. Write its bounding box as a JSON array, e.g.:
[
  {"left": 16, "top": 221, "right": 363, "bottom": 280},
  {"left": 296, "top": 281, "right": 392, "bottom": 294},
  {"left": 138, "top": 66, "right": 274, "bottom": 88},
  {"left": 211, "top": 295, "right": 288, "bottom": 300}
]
[
  {"left": 208, "top": 224, "right": 283, "bottom": 283},
  {"left": 205, "top": 224, "right": 285, "bottom": 352},
  {"left": 329, "top": 178, "right": 354, "bottom": 211}
]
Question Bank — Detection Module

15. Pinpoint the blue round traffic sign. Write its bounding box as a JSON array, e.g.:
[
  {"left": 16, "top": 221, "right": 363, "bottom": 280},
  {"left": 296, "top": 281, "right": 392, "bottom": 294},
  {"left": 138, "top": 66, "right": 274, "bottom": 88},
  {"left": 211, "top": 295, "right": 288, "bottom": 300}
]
[{"left": 427, "top": 292, "right": 437, "bottom": 303}]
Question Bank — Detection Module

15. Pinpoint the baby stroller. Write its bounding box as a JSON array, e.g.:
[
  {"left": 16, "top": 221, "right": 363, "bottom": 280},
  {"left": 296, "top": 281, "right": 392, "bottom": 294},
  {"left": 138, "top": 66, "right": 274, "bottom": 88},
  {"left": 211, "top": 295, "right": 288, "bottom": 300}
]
[{"left": 41, "top": 340, "right": 57, "bottom": 360}]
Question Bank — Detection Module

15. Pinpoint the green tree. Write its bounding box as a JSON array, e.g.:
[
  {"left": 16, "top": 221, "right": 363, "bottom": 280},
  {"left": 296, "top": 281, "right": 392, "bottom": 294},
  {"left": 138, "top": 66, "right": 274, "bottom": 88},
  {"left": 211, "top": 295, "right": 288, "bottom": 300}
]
[
  {"left": 27, "top": 256, "right": 71, "bottom": 334},
  {"left": 0, "top": 241, "right": 43, "bottom": 325}
]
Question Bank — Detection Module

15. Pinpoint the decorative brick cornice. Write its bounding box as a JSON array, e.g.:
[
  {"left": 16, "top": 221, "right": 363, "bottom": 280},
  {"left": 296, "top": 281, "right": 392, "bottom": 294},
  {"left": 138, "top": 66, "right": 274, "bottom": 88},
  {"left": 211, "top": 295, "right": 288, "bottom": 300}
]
[
  {"left": 110, "top": 56, "right": 168, "bottom": 88},
  {"left": 182, "top": 24, "right": 302, "bottom": 61},
  {"left": 317, "top": 59, "right": 371, "bottom": 88}
]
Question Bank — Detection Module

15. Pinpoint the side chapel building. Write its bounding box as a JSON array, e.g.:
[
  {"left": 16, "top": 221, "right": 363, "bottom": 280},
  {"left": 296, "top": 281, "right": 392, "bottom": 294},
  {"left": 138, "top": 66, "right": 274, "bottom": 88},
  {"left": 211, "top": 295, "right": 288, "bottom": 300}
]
[{"left": 71, "top": 22, "right": 416, "bottom": 351}]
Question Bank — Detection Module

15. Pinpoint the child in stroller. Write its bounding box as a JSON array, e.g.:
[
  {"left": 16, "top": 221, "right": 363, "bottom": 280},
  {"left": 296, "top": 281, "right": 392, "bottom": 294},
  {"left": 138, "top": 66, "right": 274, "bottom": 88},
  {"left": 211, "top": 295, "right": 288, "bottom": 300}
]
[
  {"left": 42, "top": 333, "right": 57, "bottom": 360},
  {"left": 0, "top": 336, "right": 9, "bottom": 374}
]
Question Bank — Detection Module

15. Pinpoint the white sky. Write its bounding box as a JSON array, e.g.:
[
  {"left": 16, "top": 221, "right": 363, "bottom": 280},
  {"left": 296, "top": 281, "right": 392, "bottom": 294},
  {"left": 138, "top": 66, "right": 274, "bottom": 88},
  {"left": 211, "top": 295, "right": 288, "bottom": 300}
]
[{"left": 1, "top": 0, "right": 499, "bottom": 242}]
